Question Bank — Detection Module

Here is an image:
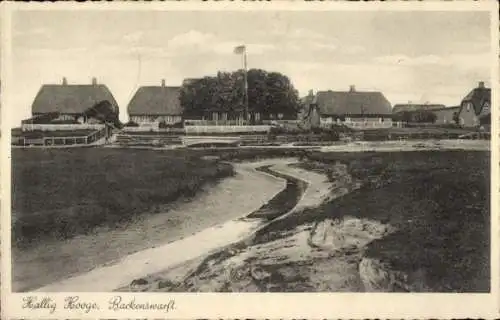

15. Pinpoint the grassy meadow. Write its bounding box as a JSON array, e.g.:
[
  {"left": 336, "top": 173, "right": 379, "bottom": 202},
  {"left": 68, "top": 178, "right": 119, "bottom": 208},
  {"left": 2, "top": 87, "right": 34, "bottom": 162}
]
[
  {"left": 11, "top": 145, "right": 490, "bottom": 292},
  {"left": 255, "top": 150, "right": 490, "bottom": 292},
  {"left": 12, "top": 147, "right": 234, "bottom": 248}
]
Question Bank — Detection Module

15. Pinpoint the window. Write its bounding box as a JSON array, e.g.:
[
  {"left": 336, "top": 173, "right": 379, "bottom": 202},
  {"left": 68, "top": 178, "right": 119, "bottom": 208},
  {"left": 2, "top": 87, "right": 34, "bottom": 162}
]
[{"left": 482, "top": 102, "right": 490, "bottom": 114}]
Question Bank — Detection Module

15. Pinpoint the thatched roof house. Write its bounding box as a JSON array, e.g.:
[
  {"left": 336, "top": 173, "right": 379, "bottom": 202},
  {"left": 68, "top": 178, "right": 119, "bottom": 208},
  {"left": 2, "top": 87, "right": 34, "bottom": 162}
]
[
  {"left": 316, "top": 86, "right": 392, "bottom": 117},
  {"left": 127, "top": 80, "right": 183, "bottom": 125},
  {"left": 460, "top": 82, "right": 491, "bottom": 116},
  {"left": 457, "top": 81, "right": 491, "bottom": 128},
  {"left": 31, "top": 77, "right": 119, "bottom": 117}
]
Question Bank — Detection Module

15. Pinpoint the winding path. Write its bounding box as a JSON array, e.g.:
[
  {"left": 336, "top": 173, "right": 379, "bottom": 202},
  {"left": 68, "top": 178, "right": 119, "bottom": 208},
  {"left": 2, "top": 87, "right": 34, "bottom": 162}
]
[{"left": 32, "top": 160, "right": 299, "bottom": 292}]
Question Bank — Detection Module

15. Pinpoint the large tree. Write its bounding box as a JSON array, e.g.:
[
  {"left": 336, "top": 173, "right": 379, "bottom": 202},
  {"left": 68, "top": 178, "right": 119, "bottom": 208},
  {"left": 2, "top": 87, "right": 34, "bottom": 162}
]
[{"left": 180, "top": 68, "right": 300, "bottom": 120}]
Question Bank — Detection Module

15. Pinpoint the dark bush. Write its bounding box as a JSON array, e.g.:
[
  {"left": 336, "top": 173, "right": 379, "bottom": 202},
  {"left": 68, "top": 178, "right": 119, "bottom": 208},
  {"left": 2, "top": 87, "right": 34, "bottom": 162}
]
[{"left": 124, "top": 121, "right": 139, "bottom": 127}]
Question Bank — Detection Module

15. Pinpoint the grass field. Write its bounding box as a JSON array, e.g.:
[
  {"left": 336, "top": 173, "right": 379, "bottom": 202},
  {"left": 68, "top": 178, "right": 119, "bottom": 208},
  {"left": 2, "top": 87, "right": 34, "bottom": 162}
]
[
  {"left": 255, "top": 150, "right": 490, "bottom": 292},
  {"left": 11, "top": 146, "right": 490, "bottom": 292},
  {"left": 12, "top": 148, "right": 234, "bottom": 248}
]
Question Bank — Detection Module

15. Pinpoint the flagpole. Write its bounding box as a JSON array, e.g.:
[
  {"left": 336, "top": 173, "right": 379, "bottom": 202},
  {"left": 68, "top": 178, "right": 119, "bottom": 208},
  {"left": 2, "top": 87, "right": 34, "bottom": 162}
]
[{"left": 243, "top": 48, "right": 249, "bottom": 124}]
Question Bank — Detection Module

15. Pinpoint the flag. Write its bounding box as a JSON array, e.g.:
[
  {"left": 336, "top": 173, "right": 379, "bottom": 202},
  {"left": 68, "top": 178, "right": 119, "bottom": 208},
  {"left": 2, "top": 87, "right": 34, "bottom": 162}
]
[{"left": 233, "top": 45, "right": 246, "bottom": 54}]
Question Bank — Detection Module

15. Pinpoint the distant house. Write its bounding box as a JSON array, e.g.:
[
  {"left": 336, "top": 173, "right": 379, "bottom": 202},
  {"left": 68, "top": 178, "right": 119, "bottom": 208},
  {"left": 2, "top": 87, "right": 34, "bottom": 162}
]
[
  {"left": 432, "top": 106, "right": 460, "bottom": 125},
  {"left": 28, "top": 77, "right": 119, "bottom": 126},
  {"left": 315, "top": 85, "right": 393, "bottom": 129},
  {"left": 457, "top": 81, "right": 491, "bottom": 129},
  {"left": 299, "top": 90, "right": 320, "bottom": 128},
  {"left": 127, "top": 80, "right": 183, "bottom": 127},
  {"left": 392, "top": 103, "right": 445, "bottom": 114}
]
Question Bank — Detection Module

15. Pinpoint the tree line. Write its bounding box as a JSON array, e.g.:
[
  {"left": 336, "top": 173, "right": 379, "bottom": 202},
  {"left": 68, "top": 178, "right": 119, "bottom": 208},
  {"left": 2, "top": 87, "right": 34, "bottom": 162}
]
[
  {"left": 180, "top": 68, "right": 301, "bottom": 120},
  {"left": 393, "top": 110, "right": 440, "bottom": 123}
]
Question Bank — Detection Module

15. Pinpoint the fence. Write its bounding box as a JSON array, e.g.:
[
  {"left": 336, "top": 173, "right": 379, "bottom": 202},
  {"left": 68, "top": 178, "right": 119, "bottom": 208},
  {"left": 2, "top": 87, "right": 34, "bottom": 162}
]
[
  {"left": 184, "top": 119, "right": 247, "bottom": 126},
  {"left": 16, "top": 127, "right": 108, "bottom": 147},
  {"left": 184, "top": 125, "right": 271, "bottom": 134},
  {"left": 21, "top": 123, "right": 106, "bottom": 132},
  {"left": 320, "top": 122, "right": 393, "bottom": 130},
  {"left": 122, "top": 126, "right": 184, "bottom": 134},
  {"left": 115, "top": 134, "right": 182, "bottom": 146},
  {"left": 261, "top": 120, "right": 302, "bottom": 125},
  {"left": 184, "top": 119, "right": 302, "bottom": 126}
]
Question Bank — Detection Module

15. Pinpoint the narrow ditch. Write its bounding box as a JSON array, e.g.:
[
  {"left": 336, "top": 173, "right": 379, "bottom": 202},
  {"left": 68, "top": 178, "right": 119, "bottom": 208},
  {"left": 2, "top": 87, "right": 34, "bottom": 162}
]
[
  {"left": 164, "top": 164, "right": 310, "bottom": 291},
  {"left": 245, "top": 165, "right": 308, "bottom": 221}
]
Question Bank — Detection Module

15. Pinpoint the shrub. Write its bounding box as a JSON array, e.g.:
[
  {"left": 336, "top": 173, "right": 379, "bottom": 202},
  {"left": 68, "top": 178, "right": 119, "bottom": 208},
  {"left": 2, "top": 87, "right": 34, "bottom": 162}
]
[
  {"left": 158, "top": 121, "right": 168, "bottom": 129},
  {"left": 124, "top": 121, "right": 139, "bottom": 127}
]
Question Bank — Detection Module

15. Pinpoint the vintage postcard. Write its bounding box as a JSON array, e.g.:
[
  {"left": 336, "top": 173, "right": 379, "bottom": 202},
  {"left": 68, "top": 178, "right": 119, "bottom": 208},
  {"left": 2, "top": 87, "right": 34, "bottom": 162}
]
[{"left": 1, "top": 1, "right": 499, "bottom": 319}]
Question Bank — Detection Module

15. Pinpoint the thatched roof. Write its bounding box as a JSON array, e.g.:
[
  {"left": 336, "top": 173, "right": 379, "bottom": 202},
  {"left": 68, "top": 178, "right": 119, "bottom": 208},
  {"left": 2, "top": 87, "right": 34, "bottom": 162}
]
[
  {"left": 316, "top": 89, "right": 392, "bottom": 116},
  {"left": 460, "top": 83, "right": 491, "bottom": 116},
  {"left": 32, "top": 83, "right": 119, "bottom": 115},
  {"left": 127, "top": 86, "right": 182, "bottom": 116},
  {"left": 392, "top": 103, "right": 446, "bottom": 114}
]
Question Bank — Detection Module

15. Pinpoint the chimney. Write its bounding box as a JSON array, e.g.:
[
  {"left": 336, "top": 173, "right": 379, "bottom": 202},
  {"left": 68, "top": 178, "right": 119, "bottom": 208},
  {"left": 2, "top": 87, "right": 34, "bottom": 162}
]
[
  {"left": 478, "top": 81, "right": 485, "bottom": 89},
  {"left": 92, "top": 77, "right": 97, "bottom": 85},
  {"left": 161, "top": 79, "right": 166, "bottom": 87},
  {"left": 349, "top": 85, "right": 356, "bottom": 92},
  {"left": 62, "top": 77, "right": 68, "bottom": 85}
]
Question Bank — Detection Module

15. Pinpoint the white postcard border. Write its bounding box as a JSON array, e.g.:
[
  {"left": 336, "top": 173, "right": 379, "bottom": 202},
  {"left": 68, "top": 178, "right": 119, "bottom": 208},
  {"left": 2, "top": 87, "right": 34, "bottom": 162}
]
[{"left": 1, "top": 1, "right": 499, "bottom": 319}]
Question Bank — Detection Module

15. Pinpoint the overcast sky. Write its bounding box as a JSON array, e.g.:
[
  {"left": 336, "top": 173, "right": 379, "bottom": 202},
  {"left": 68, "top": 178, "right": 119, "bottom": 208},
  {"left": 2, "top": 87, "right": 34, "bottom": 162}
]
[{"left": 8, "top": 10, "right": 492, "bottom": 124}]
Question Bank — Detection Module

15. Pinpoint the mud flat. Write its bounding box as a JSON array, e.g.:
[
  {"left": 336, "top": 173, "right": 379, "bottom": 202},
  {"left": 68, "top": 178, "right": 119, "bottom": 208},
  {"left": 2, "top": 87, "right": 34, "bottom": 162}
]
[{"left": 319, "top": 139, "right": 490, "bottom": 153}]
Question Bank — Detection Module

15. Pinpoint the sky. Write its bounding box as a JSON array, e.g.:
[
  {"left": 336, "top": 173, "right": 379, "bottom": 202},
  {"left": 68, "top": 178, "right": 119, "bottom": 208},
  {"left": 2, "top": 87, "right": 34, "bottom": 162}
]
[{"left": 7, "top": 9, "right": 493, "bottom": 124}]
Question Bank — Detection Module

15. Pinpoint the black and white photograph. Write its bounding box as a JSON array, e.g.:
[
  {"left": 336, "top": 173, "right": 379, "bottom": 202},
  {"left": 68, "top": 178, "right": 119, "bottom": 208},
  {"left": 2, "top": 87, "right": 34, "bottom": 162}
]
[{"left": 1, "top": 2, "right": 499, "bottom": 319}]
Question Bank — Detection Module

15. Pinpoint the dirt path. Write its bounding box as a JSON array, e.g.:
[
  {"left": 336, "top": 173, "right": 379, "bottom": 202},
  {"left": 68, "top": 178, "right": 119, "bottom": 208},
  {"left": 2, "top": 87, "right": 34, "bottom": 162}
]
[
  {"left": 142, "top": 161, "right": 400, "bottom": 292},
  {"left": 20, "top": 162, "right": 285, "bottom": 292}
]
